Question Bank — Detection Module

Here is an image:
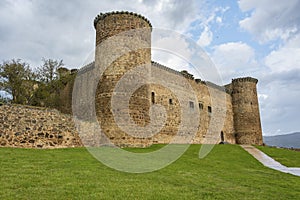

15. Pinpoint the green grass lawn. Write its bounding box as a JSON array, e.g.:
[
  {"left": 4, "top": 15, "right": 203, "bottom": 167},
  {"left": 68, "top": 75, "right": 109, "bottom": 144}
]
[
  {"left": 0, "top": 145, "right": 299, "bottom": 200},
  {"left": 256, "top": 145, "right": 300, "bottom": 167}
]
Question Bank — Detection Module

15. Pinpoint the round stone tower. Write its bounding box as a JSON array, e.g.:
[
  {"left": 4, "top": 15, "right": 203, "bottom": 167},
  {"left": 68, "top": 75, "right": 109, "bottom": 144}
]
[
  {"left": 94, "top": 11, "right": 152, "bottom": 147},
  {"left": 94, "top": 11, "right": 152, "bottom": 47},
  {"left": 231, "top": 77, "right": 263, "bottom": 145}
]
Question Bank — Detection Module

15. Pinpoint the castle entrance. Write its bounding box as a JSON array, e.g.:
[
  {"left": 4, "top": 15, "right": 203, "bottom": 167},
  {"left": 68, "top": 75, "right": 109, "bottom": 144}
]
[{"left": 220, "top": 131, "right": 224, "bottom": 142}]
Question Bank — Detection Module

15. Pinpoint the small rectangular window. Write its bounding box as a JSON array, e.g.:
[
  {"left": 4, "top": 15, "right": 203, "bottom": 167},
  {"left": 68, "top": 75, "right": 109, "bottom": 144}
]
[
  {"left": 189, "top": 101, "right": 194, "bottom": 109},
  {"left": 199, "top": 103, "right": 203, "bottom": 110},
  {"left": 169, "top": 99, "right": 173, "bottom": 105},
  {"left": 208, "top": 106, "right": 212, "bottom": 113},
  {"left": 151, "top": 92, "right": 155, "bottom": 104}
]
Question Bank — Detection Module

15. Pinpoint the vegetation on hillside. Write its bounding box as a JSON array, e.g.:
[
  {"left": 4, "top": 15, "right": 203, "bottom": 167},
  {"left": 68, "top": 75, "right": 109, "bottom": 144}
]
[
  {"left": 0, "top": 58, "right": 77, "bottom": 111},
  {"left": 0, "top": 59, "right": 35, "bottom": 104}
]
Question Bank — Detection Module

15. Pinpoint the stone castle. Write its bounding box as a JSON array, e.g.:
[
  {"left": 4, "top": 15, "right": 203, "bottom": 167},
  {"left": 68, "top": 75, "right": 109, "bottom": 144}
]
[
  {"left": 72, "top": 11, "right": 263, "bottom": 147},
  {"left": 0, "top": 11, "right": 263, "bottom": 148}
]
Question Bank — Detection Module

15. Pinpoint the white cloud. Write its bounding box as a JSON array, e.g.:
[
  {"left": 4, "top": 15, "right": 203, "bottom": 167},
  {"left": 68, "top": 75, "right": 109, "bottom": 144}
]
[
  {"left": 258, "top": 73, "right": 300, "bottom": 135},
  {"left": 238, "top": 0, "right": 300, "bottom": 43},
  {"left": 140, "top": 0, "right": 201, "bottom": 32},
  {"left": 151, "top": 29, "right": 220, "bottom": 82},
  {"left": 265, "top": 33, "right": 300, "bottom": 72},
  {"left": 0, "top": 0, "right": 203, "bottom": 68},
  {"left": 192, "top": 5, "right": 229, "bottom": 48},
  {"left": 216, "top": 17, "right": 222, "bottom": 24},
  {"left": 197, "top": 26, "right": 213, "bottom": 47},
  {"left": 258, "top": 93, "right": 268, "bottom": 100},
  {"left": 211, "top": 42, "right": 258, "bottom": 81},
  {"left": 152, "top": 31, "right": 193, "bottom": 72},
  {"left": 265, "top": 48, "right": 300, "bottom": 72}
]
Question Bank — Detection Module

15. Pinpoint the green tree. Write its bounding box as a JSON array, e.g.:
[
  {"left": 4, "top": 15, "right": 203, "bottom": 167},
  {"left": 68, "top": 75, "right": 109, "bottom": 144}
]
[
  {"left": 37, "top": 58, "right": 64, "bottom": 83},
  {"left": 0, "top": 59, "right": 36, "bottom": 104},
  {"left": 31, "top": 59, "right": 75, "bottom": 111}
]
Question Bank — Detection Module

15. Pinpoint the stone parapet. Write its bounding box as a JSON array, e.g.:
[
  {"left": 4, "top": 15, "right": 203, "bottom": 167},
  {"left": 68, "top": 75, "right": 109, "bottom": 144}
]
[
  {"left": 232, "top": 77, "right": 258, "bottom": 84},
  {"left": 94, "top": 11, "right": 152, "bottom": 29}
]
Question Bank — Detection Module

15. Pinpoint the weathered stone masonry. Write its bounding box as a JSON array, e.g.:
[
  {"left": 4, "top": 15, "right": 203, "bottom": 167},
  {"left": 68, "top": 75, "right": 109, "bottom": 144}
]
[
  {"left": 0, "top": 104, "right": 82, "bottom": 148},
  {"left": 74, "top": 11, "right": 263, "bottom": 147},
  {"left": 0, "top": 11, "right": 263, "bottom": 148}
]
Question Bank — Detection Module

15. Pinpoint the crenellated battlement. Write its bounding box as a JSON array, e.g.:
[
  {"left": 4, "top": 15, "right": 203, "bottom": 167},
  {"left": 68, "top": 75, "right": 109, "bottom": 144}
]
[
  {"left": 232, "top": 77, "right": 258, "bottom": 84},
  {"left": 94, "top": 11, "right": 152, "bottom": 29}
]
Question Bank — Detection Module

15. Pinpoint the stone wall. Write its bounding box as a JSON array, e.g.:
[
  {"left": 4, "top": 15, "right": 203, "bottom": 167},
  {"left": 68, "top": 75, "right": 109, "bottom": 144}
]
[
  {"left": 0, "top": 104, "right": 82, "bottom": 148},
  {"left": 149, "top": 63, "right": 236, "bottom": 145}
]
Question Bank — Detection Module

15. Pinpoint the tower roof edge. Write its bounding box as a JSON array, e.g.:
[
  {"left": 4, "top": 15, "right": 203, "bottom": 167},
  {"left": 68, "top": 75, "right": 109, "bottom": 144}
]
[{"left": 93, "top": 11, "right": 152, "bottom": 29}]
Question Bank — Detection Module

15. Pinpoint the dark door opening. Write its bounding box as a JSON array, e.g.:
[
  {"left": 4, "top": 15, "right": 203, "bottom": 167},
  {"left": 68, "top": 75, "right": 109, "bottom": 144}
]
[{"left": 220, "top": 131, "right": 224, "bottom": 142}]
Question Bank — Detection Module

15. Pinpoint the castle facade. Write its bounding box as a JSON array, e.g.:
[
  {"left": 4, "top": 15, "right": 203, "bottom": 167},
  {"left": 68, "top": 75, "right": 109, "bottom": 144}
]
[{"left": 72, "top": 11, "right": 263, "bottom": 147}]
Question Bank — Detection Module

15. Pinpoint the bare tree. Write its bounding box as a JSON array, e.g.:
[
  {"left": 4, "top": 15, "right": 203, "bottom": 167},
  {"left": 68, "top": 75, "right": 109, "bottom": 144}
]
[{"left": 37, "top": 58, "right": 64, "bottom": 83}]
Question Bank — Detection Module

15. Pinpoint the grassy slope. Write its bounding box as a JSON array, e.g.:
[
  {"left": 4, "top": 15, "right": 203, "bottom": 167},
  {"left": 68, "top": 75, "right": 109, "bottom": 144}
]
[
  {"left": 256, "top": 145, "right": 300, "bottom": 167},
  {"left": 0, "top": 145, "right": 299, "bottom": 200}
]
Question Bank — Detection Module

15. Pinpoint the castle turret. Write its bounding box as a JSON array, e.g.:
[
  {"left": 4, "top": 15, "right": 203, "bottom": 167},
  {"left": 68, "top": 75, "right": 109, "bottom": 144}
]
[
  {"left": 231, "top": 77, "right": 263, "bottom": 145},
  {"left": 94, "top": 11, "right": 152, "bottom": 147}
]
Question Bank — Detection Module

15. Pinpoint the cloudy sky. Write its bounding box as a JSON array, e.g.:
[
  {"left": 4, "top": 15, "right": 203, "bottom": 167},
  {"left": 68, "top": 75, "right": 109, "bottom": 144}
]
[{"left": 1, "top": 0, "right": 299, "bottom": 136}]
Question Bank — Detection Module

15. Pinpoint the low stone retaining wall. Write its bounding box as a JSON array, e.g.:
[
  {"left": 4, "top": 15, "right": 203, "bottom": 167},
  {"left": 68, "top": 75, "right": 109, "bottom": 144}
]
[{"left": 0, "top": 104, "right": 82, "bottom": 148}]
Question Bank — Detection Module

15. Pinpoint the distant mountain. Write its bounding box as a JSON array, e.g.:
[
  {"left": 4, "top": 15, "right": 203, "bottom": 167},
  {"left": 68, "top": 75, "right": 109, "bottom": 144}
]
[{"left": 263, "top": 132, "right": 300, "bottom": 148}]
